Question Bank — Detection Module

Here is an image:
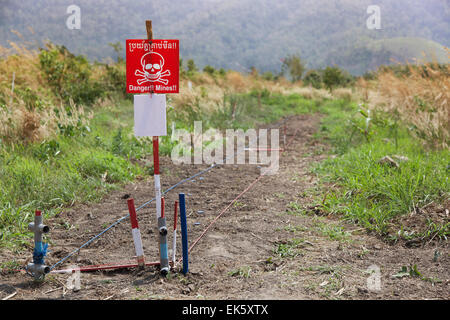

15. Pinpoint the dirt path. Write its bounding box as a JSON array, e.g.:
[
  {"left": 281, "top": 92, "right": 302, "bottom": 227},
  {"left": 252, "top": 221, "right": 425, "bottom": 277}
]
[{"left": 1, "top": 114, "right": 448, "bottom": 300}]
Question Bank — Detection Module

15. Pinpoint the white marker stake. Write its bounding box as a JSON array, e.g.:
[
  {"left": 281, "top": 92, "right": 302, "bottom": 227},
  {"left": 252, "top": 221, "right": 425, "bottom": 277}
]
[{"left": 154, "top": 173, "right": 162, "bottom": 219}]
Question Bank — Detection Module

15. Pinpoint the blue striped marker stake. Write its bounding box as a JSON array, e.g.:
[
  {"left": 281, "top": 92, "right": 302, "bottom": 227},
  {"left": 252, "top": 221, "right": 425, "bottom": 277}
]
[
  {"left": 179, "top": 193, "right": 189, "bottom": 275},
  {"left": 172, "top": 201, "right": 179, "bottom": 265}
]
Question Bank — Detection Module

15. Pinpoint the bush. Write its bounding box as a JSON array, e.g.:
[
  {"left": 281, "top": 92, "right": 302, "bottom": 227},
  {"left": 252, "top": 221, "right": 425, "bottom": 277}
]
[
  {"left": 262, "top": 71, "right": 275, "bottom": 81},
  {"left": 186, "top": 59, "right": 198, "bottom": 75},
  {"left": 203, "top": 65, "right": 216, "bottom": 75},
  {"left": 303, "top": 70, "right": 322, "bottom": 89},
  {"left": 322, "top": 66, "right": 351, "bottom": 92},
  {"left": 102, "top": 62, "right": 127, "bottom": 99},
  {"left": 39, "top": 43, "right": 104, "bottom": 106}
]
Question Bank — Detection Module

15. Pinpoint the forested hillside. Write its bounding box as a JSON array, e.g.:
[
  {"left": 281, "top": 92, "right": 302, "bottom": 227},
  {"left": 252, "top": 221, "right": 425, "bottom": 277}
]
[{"left": 1, "top": 0, "right": 449, "bottom": 74}]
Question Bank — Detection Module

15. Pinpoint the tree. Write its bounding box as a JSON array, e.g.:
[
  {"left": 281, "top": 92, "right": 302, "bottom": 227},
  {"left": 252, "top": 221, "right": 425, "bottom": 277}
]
[
  {"left": 187, "top": 59, "right": 197, "bottom": 74},
  {"left": 322, "top": 66, "right": 345, "bottom": 92},
  {"left": 281, "top": 54, "right": 305, "bottom": 82},
  {"left": 203, "top": 65, "right": 216, "bottom": 75},
  {"left": 303, "top": 69, "right": 322, "bottom": 89}
]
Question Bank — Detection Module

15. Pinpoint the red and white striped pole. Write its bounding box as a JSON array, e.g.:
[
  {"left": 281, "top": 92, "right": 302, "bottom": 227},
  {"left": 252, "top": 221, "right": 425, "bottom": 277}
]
[
  {"left": 153, "top": 136, "right": 162, "bottom": 220},
  {"left": 172, "top": 200, "right": 178, "bottom": 265},
  {"left": 127, "top": 198, "right": 145, "bottom": 268},
  {"left": 146, "top": 20, "right": 169, "bottom": 275}
]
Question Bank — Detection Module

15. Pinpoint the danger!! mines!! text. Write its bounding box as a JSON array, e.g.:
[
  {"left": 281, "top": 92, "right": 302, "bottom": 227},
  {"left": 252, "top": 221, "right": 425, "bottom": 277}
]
[{"left": 128, "top": 84, "right": 178, "bottom": 93}]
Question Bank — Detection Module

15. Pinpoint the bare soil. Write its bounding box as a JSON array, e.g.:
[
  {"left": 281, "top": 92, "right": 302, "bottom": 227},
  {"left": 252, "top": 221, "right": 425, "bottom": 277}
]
[{"left": 1, "top": 114, "right": 448, "bottom": 300}]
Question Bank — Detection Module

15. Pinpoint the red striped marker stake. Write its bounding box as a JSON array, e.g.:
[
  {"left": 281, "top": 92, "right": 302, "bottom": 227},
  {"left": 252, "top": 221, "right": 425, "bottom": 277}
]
[
  {"left": 172, "top": 201, "right": 178, "bottom": 265},
  {"left": 127, "top": 198, "right": 145, "bottom": 268}
]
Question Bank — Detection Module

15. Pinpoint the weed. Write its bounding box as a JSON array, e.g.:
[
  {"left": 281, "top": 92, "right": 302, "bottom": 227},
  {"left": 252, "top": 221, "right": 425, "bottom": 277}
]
[
  {"left": 283, "top": 224, "right": 308, "bottom": 233},
  {"left": 392, "top": 264, "right": 441, "bottom": 284},
  {"left": 0, "top": 260, "right": 22, "bottom": 273},
  {"left": 274, "top": 238, "right": 305, "bottom": 258},
  {"left": 315, "top": 222, "right": 351, "bottom": 242},
  {"left": 228, "top": 266, "right": 252, "bottom": 278}
]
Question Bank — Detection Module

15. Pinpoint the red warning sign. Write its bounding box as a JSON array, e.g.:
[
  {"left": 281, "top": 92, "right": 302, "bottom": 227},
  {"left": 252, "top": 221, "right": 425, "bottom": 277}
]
[{"left": 126, "top": 39, "right": 179, "bottom": 94}]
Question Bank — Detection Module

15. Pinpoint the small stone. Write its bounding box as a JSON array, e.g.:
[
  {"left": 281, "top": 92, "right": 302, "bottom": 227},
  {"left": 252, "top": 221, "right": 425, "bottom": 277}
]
[
  {"left": 188, "top": 284, "right": 195, "bottom": 292},
  {"left": 378, "top": 156, "right": 399, "bottom": 168}
]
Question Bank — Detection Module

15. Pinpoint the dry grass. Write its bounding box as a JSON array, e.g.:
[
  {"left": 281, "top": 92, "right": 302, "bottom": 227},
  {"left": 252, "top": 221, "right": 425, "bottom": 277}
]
[
  {"left": 364, "top": 57, "right": 449, "bottom": 149},
  {"left": 0, "top": 42, "right": 89, "bottom": 144},
  {"left": 283, "top": 86, "right": 333, "bottom": 100},
  {"left": 170, "top": 70, "right": 297, "bottom": 119},
  {"left": 331, "top": 88, "right": 354, "bottom": 101}
]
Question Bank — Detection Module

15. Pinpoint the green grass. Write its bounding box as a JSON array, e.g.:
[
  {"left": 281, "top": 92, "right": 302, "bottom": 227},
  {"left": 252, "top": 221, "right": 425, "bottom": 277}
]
[
  {"left": 0, "top": 101, "right": 151, "bottom": 250},
  {"left": 173, "top": 90, "right": 321, "bottom": 131},
  {"left": 314, "top": 221, "right": 351, "bottom": 242},
  {"left": 228, "top": 265, "right": 252, "bottom": 278},
  {"left": 0, "top": 91, "right": 318, "bottom": 251},
  {"left": 274, "top": 238, "right": 305, "bottom": 258},
  {"left": 312, "top": 99, "right": 450, "bottom": 237},
  {"left": 2, "top": 91, "right": 447, "bottom": 251}
]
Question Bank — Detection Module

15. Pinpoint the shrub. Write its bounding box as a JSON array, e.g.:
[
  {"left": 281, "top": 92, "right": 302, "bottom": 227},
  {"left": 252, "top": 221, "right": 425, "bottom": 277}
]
[
  {"left": 203, "top": 65, "right": 216, "bottom": 75},
  {"left": 303, "top": 69, "right": 322, "bottom": 89},
  {"left": 262, "top": 71, "right": 275, "bottom": 81},
  {"left": 39, "top": 43, "right": 103, "bottom": 106},
  {"left": 186, "top": 59, "right": 198, "bottom": 75},
  {"left": 322, "top": 66, "right": 352, "bottom": 91}
]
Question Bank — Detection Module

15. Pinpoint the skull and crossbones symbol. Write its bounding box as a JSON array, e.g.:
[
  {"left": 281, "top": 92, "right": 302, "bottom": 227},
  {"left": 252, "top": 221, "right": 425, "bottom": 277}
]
[{"left": 135, "top": 51, "right": 171, "bottom": 85}]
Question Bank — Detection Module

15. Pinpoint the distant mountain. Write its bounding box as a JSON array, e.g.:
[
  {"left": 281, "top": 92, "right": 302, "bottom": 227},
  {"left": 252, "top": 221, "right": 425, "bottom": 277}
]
[
  {"left": 0, "top": 0, "right": 449, "bottom": 75},
  {"left": 326, "top": 37, "right": 449, "bottom": 75}
]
